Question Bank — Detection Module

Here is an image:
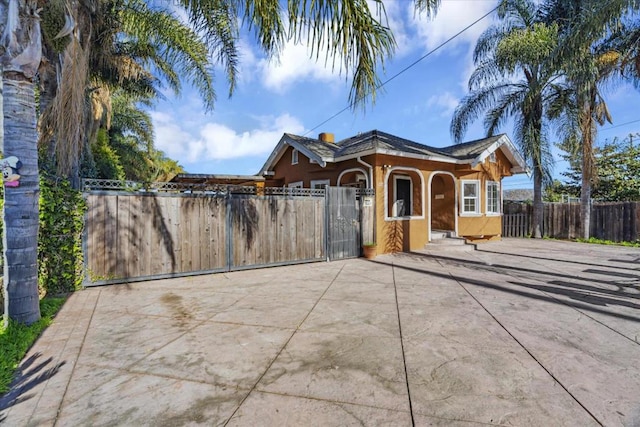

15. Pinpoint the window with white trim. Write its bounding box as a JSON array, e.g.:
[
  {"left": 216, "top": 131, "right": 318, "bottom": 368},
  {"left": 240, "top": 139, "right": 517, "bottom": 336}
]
[
  {"left": 489, "top": 152, "right": 497, "bottom": 163},
  {"left": 310, "top": 179, "right": 330, "bottom": 189},
  {"left": 461, "top": 180, "right": 480, "bottom": 215},
  {"left": 291, "top": 149, "right": 298, "bottom": 165},
  {"left": 486, "top": 181, "right": 500, "bottom": 215}
]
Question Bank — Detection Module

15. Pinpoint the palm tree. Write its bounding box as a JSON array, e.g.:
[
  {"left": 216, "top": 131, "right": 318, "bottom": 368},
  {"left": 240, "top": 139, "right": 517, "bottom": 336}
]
[
  {"left": 451, "top": 0, "right": 564, "bottom": 238},
  {"left": 1, "top": 0, "right": 43, "bottom": 324},
  {"left": 542, "top": 0, "right": 628, "bottom": 239},
  {"left": 38, "top": 0, "right": 216, "bottom": 187},
  {"left": 2, "top": 0, "right": 441, "bottom": 324}
]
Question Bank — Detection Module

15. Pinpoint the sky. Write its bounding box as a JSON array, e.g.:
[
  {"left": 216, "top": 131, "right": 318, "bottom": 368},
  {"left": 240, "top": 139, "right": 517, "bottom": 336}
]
[{"left": 150, "top": 0, "right": 640, "bottom": 192}]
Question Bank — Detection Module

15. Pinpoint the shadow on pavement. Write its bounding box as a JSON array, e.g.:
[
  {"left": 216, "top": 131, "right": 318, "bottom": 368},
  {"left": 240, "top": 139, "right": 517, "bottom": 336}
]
[
  {"left": 0, "top": 353, "right": 66, "bottom": 413},
  {"left": 373, "top": 256, "right": 640, "bottom": 324},
  {"left": 477, "top": 248, "right": 640, "bottom": 272},
  {"left": 407, "top": 252, "right": 639, "bottom": 291}
]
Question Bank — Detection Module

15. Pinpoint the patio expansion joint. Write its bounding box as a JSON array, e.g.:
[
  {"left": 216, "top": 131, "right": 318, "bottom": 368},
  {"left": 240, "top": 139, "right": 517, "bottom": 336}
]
[
  {"left": 222, "top": 264, "right": 348, "bottom": 426},
  {"left": 255, "top": 389, "right": 413, "bottom": 414},
  {"left": 52, "top": 289, "right": 102, "bottom": 427},
  {"left": 391, "top": 261, "right": 416, "bottom": 427},
  {"left": 445, "top": 270, "right": 605, "bottom": 427}
]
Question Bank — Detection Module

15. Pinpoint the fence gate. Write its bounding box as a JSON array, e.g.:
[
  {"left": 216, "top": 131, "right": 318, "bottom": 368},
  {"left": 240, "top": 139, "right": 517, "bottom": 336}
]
[{"left": 326, "top": 187, "right": 360, "bottom": 260}]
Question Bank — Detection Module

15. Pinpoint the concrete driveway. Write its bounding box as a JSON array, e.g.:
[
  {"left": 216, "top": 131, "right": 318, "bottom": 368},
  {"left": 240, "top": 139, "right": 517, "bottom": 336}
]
[{"left": 1, "top": 239, "right": 639, "bottom": 426}]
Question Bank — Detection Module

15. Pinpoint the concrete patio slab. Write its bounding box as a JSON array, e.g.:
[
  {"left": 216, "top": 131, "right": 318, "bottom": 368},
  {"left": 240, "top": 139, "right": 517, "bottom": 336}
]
[{"left": 1, "top": 238, "right": 640, "bottom": 426}]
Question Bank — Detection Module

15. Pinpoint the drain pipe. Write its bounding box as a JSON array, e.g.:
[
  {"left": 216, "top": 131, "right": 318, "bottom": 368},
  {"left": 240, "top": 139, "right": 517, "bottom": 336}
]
[{"left": 357, "top": 156, "right": 373, "bottom": 189}]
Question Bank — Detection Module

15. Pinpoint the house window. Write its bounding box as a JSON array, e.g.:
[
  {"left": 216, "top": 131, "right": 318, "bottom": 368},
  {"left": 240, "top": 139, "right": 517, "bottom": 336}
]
[
  {"left": 288, "top": 181, "right": 303, "bottom": 188},
  {"left": 310, "top": 179, "right": 330, "bottom": 189},
  {"left": 292, "top": 149, "right": 298, "bottom": 165},
  {"left": 489, "top": 152, "right": 497, "bottom": 163},
  {"left": 393, "top": 176, "right": 412, "bottom": 217},
  {"left": 487, "top": 181, "right": 500, "bottom": 215},
  {"left": 461, "top": 180, "right": 480, "bottom": 215}
]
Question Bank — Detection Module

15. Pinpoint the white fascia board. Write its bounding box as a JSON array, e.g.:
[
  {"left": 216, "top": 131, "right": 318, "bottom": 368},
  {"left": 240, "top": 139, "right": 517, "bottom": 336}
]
[
  {"left": 470, "top": 135, "right": 528, "bottom": 174},
  {"left": 335, "top": 149, "right": 458, "bottom": 164},
  {"left": 258, "top": 137, "right": 288, "bottom": 175},
  {"left": 259, "top": 136, "right": 328, "bottom": 175}
]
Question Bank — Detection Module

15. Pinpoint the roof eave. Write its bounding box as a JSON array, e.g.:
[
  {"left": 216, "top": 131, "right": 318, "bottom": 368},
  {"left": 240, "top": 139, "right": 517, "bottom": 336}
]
[
  {"left": 335, "top": 148, "right": 458, "bottom": 164},
  {"left": 259, "top": 134, "right": 331, "bottom": 175},
  {"left": 470, "top": 134, "right": 528, "bottom": 172}
]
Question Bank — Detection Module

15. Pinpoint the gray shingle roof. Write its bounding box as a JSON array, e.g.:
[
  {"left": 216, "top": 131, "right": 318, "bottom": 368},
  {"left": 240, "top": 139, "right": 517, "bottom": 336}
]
[
  {"left": 259, "top": 129, "right": 527, "bottom": 175},
  {"left": 291, "top": 129, "right": 507, "bottom": 161},
  {"left": 284, "top": 133, "right": 339, "bottom": 159},
  {"left": 436, "top": 134, "right": 504, "bottom": 160}
]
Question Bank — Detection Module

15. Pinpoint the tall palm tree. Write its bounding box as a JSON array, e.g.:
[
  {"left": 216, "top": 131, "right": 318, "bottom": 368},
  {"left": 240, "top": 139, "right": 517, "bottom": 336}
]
[
  {"left": 1, "top": 0, "right": 43, "bottom": 325},
  {"left": 542, "top": 0, "right": 627, "bottom": 239},
  {"left": 451, "top": 0, "right": 564, "bottom": 238}
]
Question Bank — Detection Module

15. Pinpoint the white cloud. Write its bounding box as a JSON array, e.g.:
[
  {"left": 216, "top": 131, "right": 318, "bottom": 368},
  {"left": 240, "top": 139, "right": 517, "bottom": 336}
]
[
  {"left": 427, "top": 91, "right": 459, "bottom": 117},
  {"left": 256, "top": 41, "right": 340, "bottom": 93},
  {"left": 152, "top": 111, "right": 305, "bottom": 163},
  {"left": 410, "top": 0, "right": 498, "bottom": 52}
]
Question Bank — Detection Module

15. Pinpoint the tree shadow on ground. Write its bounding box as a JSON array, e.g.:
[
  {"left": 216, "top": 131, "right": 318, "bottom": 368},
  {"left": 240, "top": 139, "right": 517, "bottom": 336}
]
[
  {"left": 373, "top": 254, "right": 640, "bottom": 324},
  {"left": 0, "top": 352, "right": 66, "bottom": 414},
  {"left": 406, "top": 252, "right": 639, "bottom": 291},
  {"left": 477, "top": 247, "right": 640, "bottom": 272}
]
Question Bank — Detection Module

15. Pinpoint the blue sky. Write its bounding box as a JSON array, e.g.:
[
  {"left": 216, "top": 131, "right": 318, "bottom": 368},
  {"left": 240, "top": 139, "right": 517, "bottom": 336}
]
[{"left": 150, "top": 0, "right": 640, "bottom": 191}]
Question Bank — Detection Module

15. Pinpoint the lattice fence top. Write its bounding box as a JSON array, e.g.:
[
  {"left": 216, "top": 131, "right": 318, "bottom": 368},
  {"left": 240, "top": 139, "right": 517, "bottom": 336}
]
[{"left": 81, "top": 179, "right": 370, "bottom": 198}]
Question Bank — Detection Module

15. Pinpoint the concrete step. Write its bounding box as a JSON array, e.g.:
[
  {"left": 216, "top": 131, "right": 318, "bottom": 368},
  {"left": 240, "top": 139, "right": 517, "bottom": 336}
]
[
  {"left": 431, "top": 230, "right": 456, "bottom": 240},
  {"left": 430, "top": 237, "right": 466, "bottom": 245},
  {"left": 422, "top": 243, "right": 476, "bottom": 252},
  {"left": 424, "top": 236, "right": 476, "bottom": 252}
]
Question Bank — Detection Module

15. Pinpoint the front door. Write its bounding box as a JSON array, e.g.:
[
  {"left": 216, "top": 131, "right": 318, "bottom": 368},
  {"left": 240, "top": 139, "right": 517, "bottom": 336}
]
[{"left": 430, "top": 174, "right": 456, "bottom": 234}]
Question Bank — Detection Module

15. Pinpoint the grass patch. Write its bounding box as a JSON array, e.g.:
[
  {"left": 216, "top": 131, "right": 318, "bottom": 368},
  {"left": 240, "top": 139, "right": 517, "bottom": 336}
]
[
  {"left": 0, "top": 297, "right": 66, "bottom": 395},
  {"left": 576, "top": 237, "right": 640, "bottom": 247}
]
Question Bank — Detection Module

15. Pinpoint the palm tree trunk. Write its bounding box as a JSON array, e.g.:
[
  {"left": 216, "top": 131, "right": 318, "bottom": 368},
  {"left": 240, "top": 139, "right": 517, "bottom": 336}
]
[
  {"left": 532, "top": 164, "right": 543, "bottom": 238},
  {"left": 579, "top": 98, "right": 594, "bottom": 240},
  {"left": 581, "top": 135, "right": 592, "bottom": 239},
  {"left": 2, "top": 0, "right": 43, "bottom": 325},
  {"left": 3, "top": 73, "right": 41, "bottom": 325}
]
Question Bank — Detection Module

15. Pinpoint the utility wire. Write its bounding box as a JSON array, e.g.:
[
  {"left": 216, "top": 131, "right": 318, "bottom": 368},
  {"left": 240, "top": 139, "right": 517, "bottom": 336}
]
[
  {"left": 600, "top": 118, "right": 640, "bottom": 132},
  {"left": 303, "top": 5, "right": 499, "bottom": 137}
]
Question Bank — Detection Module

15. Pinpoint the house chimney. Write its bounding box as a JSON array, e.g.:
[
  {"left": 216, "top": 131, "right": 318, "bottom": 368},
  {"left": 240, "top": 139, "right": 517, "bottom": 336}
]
[{"left": 319, "top": 132, "right": 335, "bottom": 143}]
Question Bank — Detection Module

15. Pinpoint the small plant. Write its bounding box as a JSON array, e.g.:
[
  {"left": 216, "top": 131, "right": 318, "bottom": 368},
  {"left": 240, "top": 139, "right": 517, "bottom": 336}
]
[
  {"left": 363, "top": 241, "right": 377, "bottom": 247},
  {"left": 576, "top": 237, "right": 640, "bottom": 247},
  {"left": 0, "top": 297, "right": 66, "bottom": 394}
]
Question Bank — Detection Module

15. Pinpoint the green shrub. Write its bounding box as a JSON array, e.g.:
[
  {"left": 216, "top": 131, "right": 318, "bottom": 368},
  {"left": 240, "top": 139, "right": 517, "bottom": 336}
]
[
  {"left": 0, "top": 175, "right": 86, "bottom": 299},
  {"left": 38, "top": 175, "right": 87, "bottom": 295}
]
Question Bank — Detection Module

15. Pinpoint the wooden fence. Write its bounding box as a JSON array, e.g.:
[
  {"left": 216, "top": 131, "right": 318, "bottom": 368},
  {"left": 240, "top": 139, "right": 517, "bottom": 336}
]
[
  {"left": 84, "top": 184, "right": 375, "bottom": 285},
  {"left": 502, "top": 201, "right": 640, "bottom": 241}
]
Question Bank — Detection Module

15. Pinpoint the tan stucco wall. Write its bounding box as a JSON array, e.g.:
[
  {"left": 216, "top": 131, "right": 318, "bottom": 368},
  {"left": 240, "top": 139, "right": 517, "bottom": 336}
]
[
  {"left": 373, "top": 154, "right": 513, "bottom": 254},
  {"left": 268, "top": 144, "right": 518, "bottom": 255}
]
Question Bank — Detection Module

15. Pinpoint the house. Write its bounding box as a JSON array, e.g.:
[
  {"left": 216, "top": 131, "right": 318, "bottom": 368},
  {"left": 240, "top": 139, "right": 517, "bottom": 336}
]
[{"left": 259, "top": 130, "right": 527, "bottom": 254}]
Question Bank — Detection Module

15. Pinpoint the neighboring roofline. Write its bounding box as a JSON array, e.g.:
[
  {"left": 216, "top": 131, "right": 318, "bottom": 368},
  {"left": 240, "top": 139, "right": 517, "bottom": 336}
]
[{"left": 172, "top": 173, "right": 265, "bottom": 182}]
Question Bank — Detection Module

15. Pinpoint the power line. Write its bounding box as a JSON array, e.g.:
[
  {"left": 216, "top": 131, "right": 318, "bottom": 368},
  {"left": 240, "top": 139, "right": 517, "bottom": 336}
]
[
  {"left": 600, "top": 118, "right": 640, "bottom": 132},
  {"left": 303, "top": 5, "right": 499, "bottom": 136}
]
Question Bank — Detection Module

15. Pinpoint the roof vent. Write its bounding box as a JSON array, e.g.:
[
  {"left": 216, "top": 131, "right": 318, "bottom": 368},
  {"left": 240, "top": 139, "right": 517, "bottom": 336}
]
[{"left": 319, "top": 132, "right": 335, "bottom": 143}]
